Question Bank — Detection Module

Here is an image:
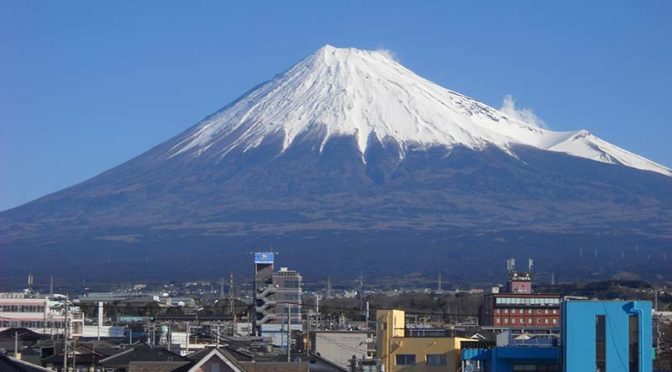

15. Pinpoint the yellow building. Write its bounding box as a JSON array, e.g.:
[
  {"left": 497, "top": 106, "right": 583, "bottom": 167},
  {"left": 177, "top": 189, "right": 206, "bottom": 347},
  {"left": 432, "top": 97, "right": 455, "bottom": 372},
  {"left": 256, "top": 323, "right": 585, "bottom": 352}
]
[{"left": 376, "top": 309, "right": 470, "bottom": 372}]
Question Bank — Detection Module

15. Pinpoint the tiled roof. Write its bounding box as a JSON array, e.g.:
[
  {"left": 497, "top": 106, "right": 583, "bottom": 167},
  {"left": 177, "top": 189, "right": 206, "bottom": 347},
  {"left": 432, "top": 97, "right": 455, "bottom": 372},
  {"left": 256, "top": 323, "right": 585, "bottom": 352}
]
[
  {"left": 100, "top": 344, "right": 190, "bottom": 366},
  {"left": 0, "top": 354, "right": 52, "bottom": 372}
]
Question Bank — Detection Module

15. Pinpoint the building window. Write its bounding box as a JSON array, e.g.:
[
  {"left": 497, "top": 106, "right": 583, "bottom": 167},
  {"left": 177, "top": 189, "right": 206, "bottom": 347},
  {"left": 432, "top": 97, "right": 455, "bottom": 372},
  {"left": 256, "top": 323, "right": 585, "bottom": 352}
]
[
  {"left": 528, "top": 309, "right": 533, "bottom": 314},
  {"left": 596, "top": 315, "right": 606, "bottom": 372},
  {"left": 629, "top": 314, "right": 639, "bottom": 372},
  {"left": 504, "top": 309, "right": 509, "bottom": 314},
  {"left": 504, "top": 318, "right": 509, "bottom": 324},
  {"left": 552, "top": 319, "right": 557, "bottom": 324},
  {"left": 552, "top": 309, "right": 557, "bottom": 314},
  {"left": 284, "top": 280, "right": 300, "bottom": 288},
  {"left": 426, "top": 354, "right": 447, "bottom": 366},
  {"left": 495, "top": 309, "right": 500, "bottom": 314},
  {"left": 396, "top": 354, "right": 416, "bottom": 366},
  {"left": 528, "top": 319, "right": 532, "bottom": 324}
]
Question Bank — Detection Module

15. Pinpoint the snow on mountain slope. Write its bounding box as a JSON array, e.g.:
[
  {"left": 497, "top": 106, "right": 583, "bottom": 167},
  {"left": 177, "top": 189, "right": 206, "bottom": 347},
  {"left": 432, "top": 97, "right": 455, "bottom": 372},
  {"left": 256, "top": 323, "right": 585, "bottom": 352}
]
[
  {"left": 169, "top": 45, "right": 671, "bottom": 176},
  {"left": 548, "top": 130, "right": 671, "bottom": 175}
]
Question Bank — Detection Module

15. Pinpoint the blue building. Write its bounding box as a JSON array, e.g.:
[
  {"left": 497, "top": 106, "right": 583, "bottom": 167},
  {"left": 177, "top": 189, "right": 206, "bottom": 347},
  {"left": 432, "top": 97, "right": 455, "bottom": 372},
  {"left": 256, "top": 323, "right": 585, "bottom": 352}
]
[
  {"left": 562, "top": 300, "right": 652, "bottom": 372},
  {"left": 461, "top": 300, "right": 653, "bottom": 372},
  {"left": 461, "top": 344, "right": 560, "bottom": 371}
]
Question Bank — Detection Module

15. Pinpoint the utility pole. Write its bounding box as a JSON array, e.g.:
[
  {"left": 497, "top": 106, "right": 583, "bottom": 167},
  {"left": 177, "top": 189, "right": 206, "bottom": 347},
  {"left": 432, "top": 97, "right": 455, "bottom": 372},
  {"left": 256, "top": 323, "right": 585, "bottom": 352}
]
[
  {"left": 359, "top": 275, "right": 364, "bottom": 317},
  {"left": 326, "top": 277, "right": 332, "bottom": 299},
  {"left": 654, "top": 288, "right": 658, "bottom": 312},
  {"left": 216, "top": 324, "right": 220, "bottom": 349},
  {"left": 286, "top": 303, "right": 291, "bottom": 363},
  {"left": 365, "top": 301, "right": 370, "bottom": 329},
  {"left": 72, "top": 338, "right": 76, "bottom": 369},
  {"left": 306, "top": 308, "right": 310, "bottom": 357},
  {"left": 14, "top": 331, "right": 18, "bottom": 359},
  {"left": 228, "top": 273, "right": 235, "bottom": 316},
  {"left": 186, "top": 322, "right": 190, "bottom": 355},
  {"left": 151, "top": 320, "right": 156, "bottom": 346},
  {"left": 63, "top": 296, "right": 69, "bottom": 372},
  {"left": 220, "top": 277, "right": 225, "bottom": 299}
]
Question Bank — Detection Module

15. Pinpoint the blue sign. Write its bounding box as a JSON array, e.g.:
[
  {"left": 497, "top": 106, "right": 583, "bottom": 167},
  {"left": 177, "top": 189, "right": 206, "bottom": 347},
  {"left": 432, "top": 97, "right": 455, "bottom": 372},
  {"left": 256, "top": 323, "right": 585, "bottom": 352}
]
[{"left": 254, "top": 252, "right": 274, "bottom": 264}]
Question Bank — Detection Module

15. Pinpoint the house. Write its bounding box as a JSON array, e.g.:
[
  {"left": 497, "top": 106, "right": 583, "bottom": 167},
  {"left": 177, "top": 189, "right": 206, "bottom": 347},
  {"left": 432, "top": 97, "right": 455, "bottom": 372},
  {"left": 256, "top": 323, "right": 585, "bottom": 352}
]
[
  {"left": 0, "top": 353, "right": 52, "bottom": 372},
  {"left": 99, "top": 344, "right": 192, "bottom": 371}
]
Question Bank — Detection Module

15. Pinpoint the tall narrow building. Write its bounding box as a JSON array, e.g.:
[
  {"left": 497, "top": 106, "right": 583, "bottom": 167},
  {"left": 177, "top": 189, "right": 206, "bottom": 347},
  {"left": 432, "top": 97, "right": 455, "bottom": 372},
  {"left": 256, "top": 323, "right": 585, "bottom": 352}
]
[
  {"left": 253, "top": 252, "right": 275, "bottom": 336},
  {"left": 252, "top": 252, "right": 303, "bottom": 346}
]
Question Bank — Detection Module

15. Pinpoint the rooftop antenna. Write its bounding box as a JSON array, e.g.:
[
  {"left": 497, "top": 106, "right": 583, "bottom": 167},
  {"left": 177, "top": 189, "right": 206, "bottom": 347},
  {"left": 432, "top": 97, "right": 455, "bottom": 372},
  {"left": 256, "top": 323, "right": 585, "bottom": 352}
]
[
  {"left": 506, "top": 258, "right": 516, "bottom": 274},
  {"left": 49, "top": 275, "right": 54, "bottom": 297},
  {"left": 27, "top": 273, "right": 34, "bottom": 289},
  {"left": 528, "top": 258, "right": 534, "bottom": 272}
]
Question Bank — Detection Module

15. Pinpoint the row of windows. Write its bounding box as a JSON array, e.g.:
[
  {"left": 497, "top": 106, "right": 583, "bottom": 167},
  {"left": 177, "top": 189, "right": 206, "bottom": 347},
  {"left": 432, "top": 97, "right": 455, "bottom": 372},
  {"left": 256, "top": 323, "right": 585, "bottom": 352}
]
[
  {"left": 283, "top": 280, "right": 301, "bottom": 288},
  {"left": 496, "top": 308, "right": 558, "bottom": 315},
  {"left": 1, "top": 320, "right": 64, "bottom": 328},
  {"left": 495, "top": 318, "right": 557, "bottom": 325},
  {"left": 395, "top": 354, "right": 446, "bottom": 366},
  {"left": 495, "top": 297, "right": 560, "bottom": 306},
  {"left": 281, "top": 294, "right": 301, "bottom": 302},
  {"left": 0, "top": 305, "right": 46, "bottom": 313}
]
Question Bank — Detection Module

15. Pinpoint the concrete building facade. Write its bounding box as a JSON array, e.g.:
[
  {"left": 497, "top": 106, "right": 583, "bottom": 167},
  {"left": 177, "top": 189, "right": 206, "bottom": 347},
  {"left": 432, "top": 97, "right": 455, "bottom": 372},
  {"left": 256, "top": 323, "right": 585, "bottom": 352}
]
[
  {"left": 252, "top": 253, "right": 303, "bottom": 347},
  {"left": 376, "top": 309, "right": 469, "bottom": 372},
  {"left": 562, "top": 300, "right": 652, "bottom": 372},
  {"left": 480, "top": 293, "right": 561, "bottom": 329},
  {"left": 0, "top": 293, "right": 83, "bottom": 337},
  {"left": 310, "top": 330, "right": 370, "bottom": 369}
]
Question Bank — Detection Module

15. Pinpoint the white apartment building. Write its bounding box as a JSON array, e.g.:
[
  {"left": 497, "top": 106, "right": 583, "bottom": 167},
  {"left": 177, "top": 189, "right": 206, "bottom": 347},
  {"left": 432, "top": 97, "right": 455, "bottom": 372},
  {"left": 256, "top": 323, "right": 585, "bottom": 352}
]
[{"left": 0, "top": 292, "right": 84, "bottom": 337}]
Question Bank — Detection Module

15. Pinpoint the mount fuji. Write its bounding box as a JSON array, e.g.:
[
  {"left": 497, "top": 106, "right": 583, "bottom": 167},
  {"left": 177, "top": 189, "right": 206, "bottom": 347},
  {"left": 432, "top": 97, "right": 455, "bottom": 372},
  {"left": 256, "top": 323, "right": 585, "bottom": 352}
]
[{"left": 2, "top": 45, "right": 671, "bottom": 284}]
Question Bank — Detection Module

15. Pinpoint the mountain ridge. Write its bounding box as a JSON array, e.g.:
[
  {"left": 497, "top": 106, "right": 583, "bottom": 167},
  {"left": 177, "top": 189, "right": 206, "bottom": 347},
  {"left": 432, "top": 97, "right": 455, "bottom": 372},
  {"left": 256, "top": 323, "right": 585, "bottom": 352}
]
[
  {"left": 1, "top": 45, "right": 671, "bottom": 283},
  {"left": 164, "top": 45, "right": 669, "bottom": 175}
]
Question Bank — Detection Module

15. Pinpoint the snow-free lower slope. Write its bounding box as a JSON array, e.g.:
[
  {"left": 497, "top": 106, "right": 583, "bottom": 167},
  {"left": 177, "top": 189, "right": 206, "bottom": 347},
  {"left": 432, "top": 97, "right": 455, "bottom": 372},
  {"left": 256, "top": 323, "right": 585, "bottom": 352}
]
[{"left": 170, "top": 45, "right": 669, "bottom": 176}]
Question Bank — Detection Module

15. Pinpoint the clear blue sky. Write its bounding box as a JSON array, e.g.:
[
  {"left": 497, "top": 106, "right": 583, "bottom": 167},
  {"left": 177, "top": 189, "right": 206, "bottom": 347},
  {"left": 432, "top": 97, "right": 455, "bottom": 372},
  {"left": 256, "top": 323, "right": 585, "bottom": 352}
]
[{"left": 1, "top": 1, "right": 671, "bottom": 211}]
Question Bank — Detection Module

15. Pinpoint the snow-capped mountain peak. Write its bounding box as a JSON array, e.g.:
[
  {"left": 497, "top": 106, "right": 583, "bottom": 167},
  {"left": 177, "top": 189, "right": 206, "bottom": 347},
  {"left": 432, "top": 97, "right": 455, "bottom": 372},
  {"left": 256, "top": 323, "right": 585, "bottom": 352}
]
[{"left": 169, "top": 45, "right": 671, "bottom": 176}]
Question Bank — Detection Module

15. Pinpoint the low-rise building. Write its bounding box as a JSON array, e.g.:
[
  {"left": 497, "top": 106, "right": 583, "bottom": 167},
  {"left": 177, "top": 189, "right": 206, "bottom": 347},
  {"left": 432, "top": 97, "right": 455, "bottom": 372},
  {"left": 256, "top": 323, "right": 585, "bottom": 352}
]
[
  {"left": 480, "top": 293, "right": 561, "bottom": 330},
  {"left": 376, "top": 309, "right": 470, "bottom": 372},
  {"left": 309, "top": 330, "right": 371, "bottom": 369},
  {"left": 0, "top": 293, "right": 83, "bottom": 337},
  {"left": 461, "top": 299, "right": 654, "bottom": 372},
  {"left": 562, "top": 300, "right": 652, "bottom": 372}
]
